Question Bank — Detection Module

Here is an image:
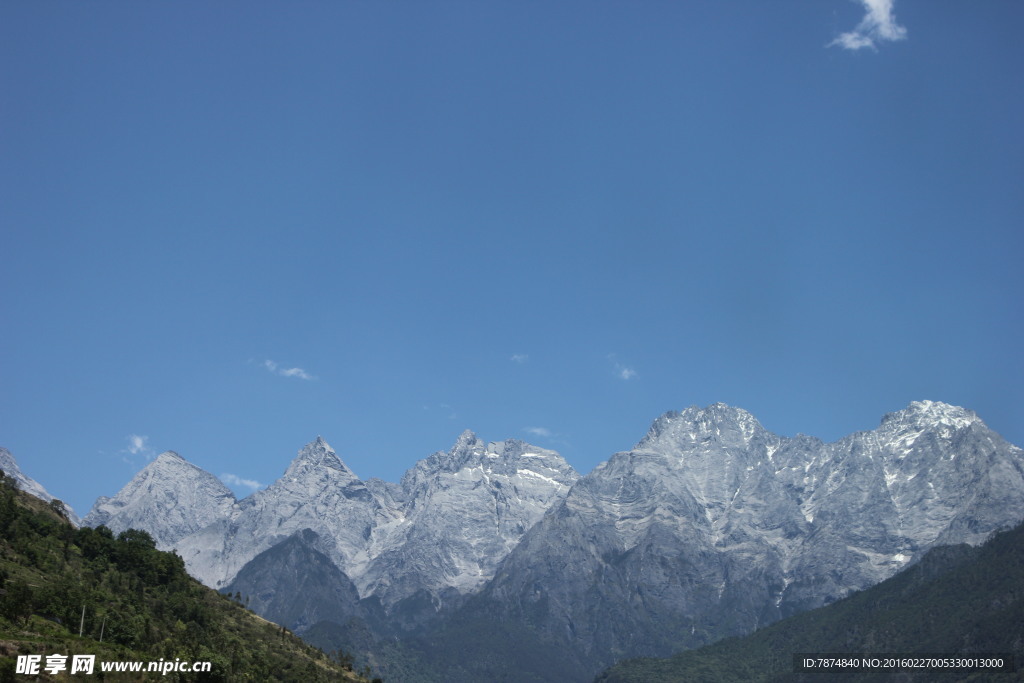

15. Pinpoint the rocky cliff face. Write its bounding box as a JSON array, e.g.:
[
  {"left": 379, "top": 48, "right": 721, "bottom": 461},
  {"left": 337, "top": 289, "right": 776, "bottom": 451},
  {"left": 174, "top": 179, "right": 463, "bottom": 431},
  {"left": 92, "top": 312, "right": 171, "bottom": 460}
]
[
  {"left": 467, "top": 401, "right": 1024, "bottom": 680},
  {"left": 171, "top": 436, "right": 393, "bottom": 588},
  {"left": 80, "top": 401, "right": 1024, "bottom": 682},
  {"left": 83, "top": 451, "right": 237, "bottom": 550},
  {"left": 85, "top": 432, "right": 579, "bottom": 612},
  {"left": 360, "top": 432, "right": 579, "bottom": 607}
]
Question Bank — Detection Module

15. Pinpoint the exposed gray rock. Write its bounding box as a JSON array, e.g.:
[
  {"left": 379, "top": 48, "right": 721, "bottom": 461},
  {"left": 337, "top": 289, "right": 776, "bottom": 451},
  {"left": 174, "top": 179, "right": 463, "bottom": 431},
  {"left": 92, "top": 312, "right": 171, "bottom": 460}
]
[
  {"left": 469, "top": 401, "right": 1024, "bottom": 680},
  {"left": 86, "top": 432, "right": 579, "bottom": 611},
  {"left": 79, "top": 401, "right": 1024, "bottom": 683},
  {"left": 83, "top": 451, "right": 233, "bottom": 542},
  {"left": 173, "top": 436, "right": 393, "bottom": 588},
  {"left": 359, "top": 431, "right": 580, "bottom": 612}
]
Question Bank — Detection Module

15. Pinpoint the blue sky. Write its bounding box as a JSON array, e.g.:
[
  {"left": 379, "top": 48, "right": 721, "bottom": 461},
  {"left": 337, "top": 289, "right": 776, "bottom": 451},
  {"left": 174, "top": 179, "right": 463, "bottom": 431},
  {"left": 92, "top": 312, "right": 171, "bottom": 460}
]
[{"left": 2, "top": 1, "right": 1022, "bottom": 515}]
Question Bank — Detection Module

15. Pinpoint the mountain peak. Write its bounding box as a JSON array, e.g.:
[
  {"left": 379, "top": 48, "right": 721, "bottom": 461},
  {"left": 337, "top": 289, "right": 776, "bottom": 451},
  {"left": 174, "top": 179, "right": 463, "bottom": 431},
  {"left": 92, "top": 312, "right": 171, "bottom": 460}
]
[
  {"left": 881, "top": 400, "right": 979, "bottom": 431},
  {"left": 83, "top": 448, "right": 236, "bottom": 549},
  {"left": 285, "top": 437, "right": 355, "bottom": 478},
  {"left": 454, "top": 429, "right": 479, "bottom": 451},
  {"left": 637, "top": 403, "right": 765, "bottom": 450},
  {"left": 442, "top": 429, "right": 482, "bottom": 459},
  {"left": 141, "top": 450, "right": 206, "bottom": 477},
  {"left": 413, "top": 430, "right": 484, "bottom": 475},
  {"left": 297, "top": 436, "right": 335, "bottom": 459},
  {"left": 689, "top": 402, "right": 757, "bottom": 421}
]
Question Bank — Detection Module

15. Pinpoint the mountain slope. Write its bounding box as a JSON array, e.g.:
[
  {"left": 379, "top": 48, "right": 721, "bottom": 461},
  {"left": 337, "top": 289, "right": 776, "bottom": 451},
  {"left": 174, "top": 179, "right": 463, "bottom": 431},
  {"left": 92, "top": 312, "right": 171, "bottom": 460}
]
[
  {"left": 0, "top": 471, "right": 370, "bottom": 682},
  {"left": 87, "top": 433, "right": 579, "bottom": 619},
  {"left": 83, "top": 450, "right": 236, "bottom": 550},
  {"left": 440, "top": 401, "right": 1024, "bottom": 681},
  {"left": 0, "top": 447, "right": 77, "bottom": 523},
  {"left": 175, "top": 436, "right": 391, "bottom": 588},
  {"left": 359, "top": 432, "right": 579, "bottom": 618},
  {"left": 76, "top": 401, "right": 1024, "bottom": 683},
  {"left": 222, "top": 528, "right": 363, "bottom": 633},
  {"left": 597, "top": 521, "right": 1024, "bottom": 682}
]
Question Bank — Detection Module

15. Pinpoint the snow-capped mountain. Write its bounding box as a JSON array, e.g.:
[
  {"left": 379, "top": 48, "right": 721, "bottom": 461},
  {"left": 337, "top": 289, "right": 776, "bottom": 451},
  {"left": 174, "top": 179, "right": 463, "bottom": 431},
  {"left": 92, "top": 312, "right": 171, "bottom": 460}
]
[
  {"left": 79, "top": 401, "right": 1024, "bottom": 682},
  {"left": 464, "top": 401, "right": 1024, "bottom": 680},
  {"left": 777, "top": 399, "right": 1024, "bottom": 611}
]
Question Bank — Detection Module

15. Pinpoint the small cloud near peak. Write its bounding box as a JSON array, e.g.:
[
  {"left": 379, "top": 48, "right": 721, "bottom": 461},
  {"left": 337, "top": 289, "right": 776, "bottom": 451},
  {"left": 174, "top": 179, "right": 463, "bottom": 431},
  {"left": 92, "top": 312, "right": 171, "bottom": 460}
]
[
  {"left": 123, "top": 434, "right": 157, "bottom": 462},
  {"left": 127, "top": 434, "right": 149, "bottom": 455}
]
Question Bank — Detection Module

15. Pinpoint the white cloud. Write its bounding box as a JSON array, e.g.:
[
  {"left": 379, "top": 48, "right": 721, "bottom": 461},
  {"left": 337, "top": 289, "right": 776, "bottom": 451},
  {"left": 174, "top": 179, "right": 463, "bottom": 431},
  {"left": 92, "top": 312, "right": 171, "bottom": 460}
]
[
  {"left": 122, "top": 434, "right": 158, "bottom": 462},
  {"left": 510, "top": 353, "right": 529, "bottom": 364},
  {"left": 220, "top": 473, "right": 264, "bottom": 491},
  {"left": 524, "top": 426, "right": 552, "bottom": 438},
  {"left": 127, "top": 434, "right": 149, "bottom": 455},
  {"left": 606, "top": 353, "right": 637, "bottom": 381},
  {"left": 263, "top": 359, "right": 315, "bottom": 380},
  {"left": 279, "top": 367, "right": 314, "bottom": 380},
  {"left": 830, "top": 0, "right": 907, "bottom": 51}
]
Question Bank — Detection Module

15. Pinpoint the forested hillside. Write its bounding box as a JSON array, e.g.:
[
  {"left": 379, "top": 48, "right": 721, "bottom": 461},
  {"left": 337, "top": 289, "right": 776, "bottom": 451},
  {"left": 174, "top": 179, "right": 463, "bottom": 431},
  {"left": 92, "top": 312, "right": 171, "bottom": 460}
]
[{"left": 0, "top": 470, "right": 374, "bottom": 681}]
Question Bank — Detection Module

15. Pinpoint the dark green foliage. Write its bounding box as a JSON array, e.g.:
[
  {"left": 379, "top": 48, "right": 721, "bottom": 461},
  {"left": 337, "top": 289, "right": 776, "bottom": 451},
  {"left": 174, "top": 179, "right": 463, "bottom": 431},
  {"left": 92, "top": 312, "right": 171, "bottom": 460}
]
[
  {"left": 0, "top": 578, "right": 33, "bottom": 626},
  {"left": 304, "top": 618, "right": 439, "bottom": 683},
  {"left": 305, "top": 594, "right": 594, "bottom": 683},
  {"left": 598, "top": 524, "right": 1024, "bottom": 682},
  {"left": 412, "top": 596, "right": 590, "bottom": 683},
  {"left": 0, "top": 478, "right": 369, "bottom": 682}
]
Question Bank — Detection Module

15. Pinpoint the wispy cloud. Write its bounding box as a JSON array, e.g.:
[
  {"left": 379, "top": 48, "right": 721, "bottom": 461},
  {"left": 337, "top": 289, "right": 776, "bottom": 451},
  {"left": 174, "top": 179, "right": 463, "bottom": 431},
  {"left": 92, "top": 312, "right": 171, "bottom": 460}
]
[
  {"left": 524, "top": 426, "right": 552, "bottom": 438},
  {"left": 606, "top": 353, "right": 637, "bottom": 381},
  {"left": 510, "top": 353, "right": 529, "bottom": 364},
  {"left": 220, "top": 473, "right": 263, "bottom": 491},
  {"left": 118, "top": 433, "right": 159, "bottom": 468},
  {"left": 830, "top": 0, "right": 907, "bottom": 51},
  {"left": 279, "top": 366, "right": 314, "bottom": 380},
  {"left": 122, "top": 434, "right": 157, "bottom": 463},
  {"left": 263, "top": 359, "right": 315, "bottom": 380},
  {"left": 127, "top": 434, "right": 149, "bottom": 455}
]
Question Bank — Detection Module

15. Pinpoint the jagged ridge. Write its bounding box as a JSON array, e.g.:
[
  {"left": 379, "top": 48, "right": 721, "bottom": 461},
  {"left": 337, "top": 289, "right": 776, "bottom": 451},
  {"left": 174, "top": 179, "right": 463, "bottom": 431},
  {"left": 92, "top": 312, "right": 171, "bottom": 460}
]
[{"left": 74, "top": 401, "right": 1024, "bottom": 683}]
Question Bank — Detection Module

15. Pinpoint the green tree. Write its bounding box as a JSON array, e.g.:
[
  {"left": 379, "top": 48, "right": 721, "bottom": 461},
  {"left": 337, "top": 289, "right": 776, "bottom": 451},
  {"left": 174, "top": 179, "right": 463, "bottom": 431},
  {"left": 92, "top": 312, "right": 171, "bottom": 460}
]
[{"left": 0, "top": 579, "right": 34, "bottom": 626}]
